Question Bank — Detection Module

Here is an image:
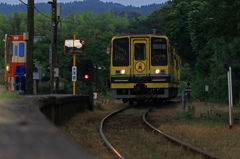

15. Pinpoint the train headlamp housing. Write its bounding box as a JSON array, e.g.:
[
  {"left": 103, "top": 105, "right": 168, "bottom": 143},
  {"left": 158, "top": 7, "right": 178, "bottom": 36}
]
[
  {"left": 116, "top": 69, "right": 126, "bottom": 75},
  {"left": 121, "top": 69, "right": 126, "bottom": 75},
  {"left": 155, "top": 69, "right": 160, "bottom": 74},
  {"left": 155, "top": 69, "right": 165, "bottom": 74}
]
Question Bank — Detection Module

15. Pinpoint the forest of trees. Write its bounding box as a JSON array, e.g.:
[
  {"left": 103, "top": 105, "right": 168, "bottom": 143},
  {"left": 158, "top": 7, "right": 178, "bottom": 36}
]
[
  {"left": 0, "top": 0, "right": 167, "bottom": 17},
  {"left": 0, "top": 0, "right": 239, "bottom": 104}
]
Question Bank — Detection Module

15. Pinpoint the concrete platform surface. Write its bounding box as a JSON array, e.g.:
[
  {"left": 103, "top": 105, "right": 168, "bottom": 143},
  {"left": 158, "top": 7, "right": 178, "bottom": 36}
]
[{"left": 0, "top": 96, "right": 95, "bottom": 159}]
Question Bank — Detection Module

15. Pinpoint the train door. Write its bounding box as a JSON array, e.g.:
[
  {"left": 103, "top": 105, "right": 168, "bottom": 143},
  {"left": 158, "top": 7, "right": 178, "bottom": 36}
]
[{"left": 131, "top": 38, "right": 149, "bottom": 82}]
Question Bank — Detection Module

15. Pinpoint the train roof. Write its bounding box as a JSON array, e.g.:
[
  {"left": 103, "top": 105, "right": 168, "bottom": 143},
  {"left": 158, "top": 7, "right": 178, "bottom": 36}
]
[{"left": 112, "top": 34, "right": 168, "bottom": 39}]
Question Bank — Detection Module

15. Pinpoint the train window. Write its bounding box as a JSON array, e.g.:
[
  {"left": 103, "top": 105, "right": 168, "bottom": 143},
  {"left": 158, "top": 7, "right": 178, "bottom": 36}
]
[
  {"left": 151, "top": 38, "right": 167, "bottom": 66},
  {"left": 19, "top": 43, "right": 24, "bottom": 57},
  {"left": 135, "top": 43, "right": 145, "bottom": 60},
  {"left": 15, "top": 45, "right": 18, "bottom": 56},
  {"left": 113, "top": 38, "right": 129, "bottom": 66}
]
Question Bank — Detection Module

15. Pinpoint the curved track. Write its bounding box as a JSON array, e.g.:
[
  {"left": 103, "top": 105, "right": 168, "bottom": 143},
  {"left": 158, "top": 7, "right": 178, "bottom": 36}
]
[
  {"left": 143, "top": 108, "right": 223, "bottom": 159},
  {"left": 99, "top": 106, "right": 128, "bottom": 159},
  {"left": 100, "top": 106, "right": 223, "bottom": 159}
]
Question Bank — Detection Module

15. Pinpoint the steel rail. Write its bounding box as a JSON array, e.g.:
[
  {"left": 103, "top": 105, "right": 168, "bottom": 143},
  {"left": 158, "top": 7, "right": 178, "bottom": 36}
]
[
  {"left": 99, "top": 106, "right": 129, "bottom": 159},
  {"left": 143, "top": 109, "right": 223, "bottom": 159}
]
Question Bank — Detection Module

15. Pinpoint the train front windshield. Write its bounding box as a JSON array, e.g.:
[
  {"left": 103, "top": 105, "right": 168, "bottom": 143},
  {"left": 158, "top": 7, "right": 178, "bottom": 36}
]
[
  {"left": 113, "top": 38, "right": 129, "bottom": 66},
  {"left": 151, "top": 38, "right": 168, "bottom": 66}
]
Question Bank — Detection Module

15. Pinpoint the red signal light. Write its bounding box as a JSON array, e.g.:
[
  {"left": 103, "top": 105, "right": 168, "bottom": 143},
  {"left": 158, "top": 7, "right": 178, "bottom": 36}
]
[{"left": 84, "top": 74, "right": 89, "bottom": 79}]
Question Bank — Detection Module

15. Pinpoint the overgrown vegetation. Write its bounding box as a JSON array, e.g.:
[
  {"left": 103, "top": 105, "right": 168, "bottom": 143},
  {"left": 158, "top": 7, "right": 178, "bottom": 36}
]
[
  {"left": 158, "top": 0, "right": 240, "bottom": 104},
  {"left": 183, "top": 105, "right": 195, "bottom": 119},
  {"left": 0, "top": 93, "right": 21, "bottom": 99},
  {"left": 179, "top": 104, "right": 230, "bottom": 127}
]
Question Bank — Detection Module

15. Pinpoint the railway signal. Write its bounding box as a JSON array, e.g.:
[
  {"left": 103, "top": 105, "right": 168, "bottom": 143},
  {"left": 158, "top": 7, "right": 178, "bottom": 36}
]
[
  {"left": 64, "top": 36, "right": 85, "bottom": 95},
  {"left": 72, "top": 66, "right": 77, "bottom": 81},
  {"left": 80, "top": 60, "right": 93, "bottom": 85},
  {"left": 84, "top": 74, "right": 89, "bottom": 79}
]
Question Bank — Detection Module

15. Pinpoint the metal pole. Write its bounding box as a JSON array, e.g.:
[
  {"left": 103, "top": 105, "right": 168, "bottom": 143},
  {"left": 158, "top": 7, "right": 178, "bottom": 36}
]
[
  {"left": 229, "top": 67, "right": 234, "bottom": 129},
  {"left": 182, "top": 91, "right": 185, "bottom": 112}
]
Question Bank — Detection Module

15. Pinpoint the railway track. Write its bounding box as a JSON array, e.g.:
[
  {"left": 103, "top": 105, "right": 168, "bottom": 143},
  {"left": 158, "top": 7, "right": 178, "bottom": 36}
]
[
  {"left": 99, "top": 105, "right": 223, "bottom": 159},
  {"left": 143, "top": 109, "right": 223, "bottom": 159},
  {"left": 99, "top": 106, "right": 129, "bottom": 159}
]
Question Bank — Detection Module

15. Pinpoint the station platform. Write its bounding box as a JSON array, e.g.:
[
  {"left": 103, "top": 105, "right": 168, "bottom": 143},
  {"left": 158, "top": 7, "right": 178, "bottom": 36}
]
[{"left": 0, "top": 95, "right": 95, "bottom": 159}]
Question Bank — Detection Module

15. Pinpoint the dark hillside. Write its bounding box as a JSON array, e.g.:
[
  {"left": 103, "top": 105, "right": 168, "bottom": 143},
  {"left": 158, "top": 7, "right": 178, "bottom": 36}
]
[{"left": 0, "top": 0, "right": 167, "bottom": 17}]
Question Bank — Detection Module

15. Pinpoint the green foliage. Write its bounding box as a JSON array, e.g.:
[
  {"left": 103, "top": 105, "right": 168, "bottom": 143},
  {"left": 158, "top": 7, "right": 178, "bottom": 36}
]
[
  {"left": 94, "top": 103, "right": 102, "bottom": 110},
  {"left": 0, "top": 57, "right": 4, "bottom": 85},
  {"left": 38, "top": 81, "right": 51, "bottom": 94},
  {"left": 0, "top": 93, "right": 21, "bottom": 99},
  {"left": 183, "top": 105, "right": 195, "bottom": 119},
  {"left": 147, "top": 0, "right": 240, "bottom": 104},
  {"left": 103, "top": 92, "right": 113, "bottom": 99}
]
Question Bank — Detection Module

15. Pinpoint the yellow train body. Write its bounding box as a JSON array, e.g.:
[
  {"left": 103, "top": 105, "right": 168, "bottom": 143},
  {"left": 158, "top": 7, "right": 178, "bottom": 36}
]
[{"left": 109, "top": 34, "right": 180, "bottom": 102}]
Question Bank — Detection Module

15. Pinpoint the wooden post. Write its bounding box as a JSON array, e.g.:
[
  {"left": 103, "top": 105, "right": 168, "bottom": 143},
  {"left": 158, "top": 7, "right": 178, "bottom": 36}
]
[
  {"left": 26, "top": 0, "right": 34, "bottom": 95},
  {"left": 50, "top": 0, "right": 57, "bottom": 94}
]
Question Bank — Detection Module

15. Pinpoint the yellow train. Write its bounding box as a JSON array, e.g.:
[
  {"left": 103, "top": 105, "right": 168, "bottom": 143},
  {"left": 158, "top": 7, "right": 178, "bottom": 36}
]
[{"left": 108, "top": 34, "right": 180, "bottom": 105}]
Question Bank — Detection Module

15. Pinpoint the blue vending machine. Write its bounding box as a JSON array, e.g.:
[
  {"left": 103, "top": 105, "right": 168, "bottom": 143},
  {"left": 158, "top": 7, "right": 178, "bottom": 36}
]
[{"left": 15, "top": 66, "right": 26, "bottom": 93}]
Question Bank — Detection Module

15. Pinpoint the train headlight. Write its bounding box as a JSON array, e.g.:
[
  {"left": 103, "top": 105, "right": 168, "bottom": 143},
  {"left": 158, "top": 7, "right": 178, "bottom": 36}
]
[
  {"left": 155, "top": 69, "right": 160, "bottom": 74},
  {"left": 115, "top": 69, "right": 126, "bottom": 75},
  {"left": 155, "top": 69, "right": 165, "bottom": 74},
  {"left": 121, "top": 69, "right": 126, "bottom": 75}
]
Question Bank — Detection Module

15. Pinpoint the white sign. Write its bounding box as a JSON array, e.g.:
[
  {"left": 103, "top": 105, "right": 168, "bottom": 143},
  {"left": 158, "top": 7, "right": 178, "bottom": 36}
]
[
  {"left": 72, "top": 66, "right": 77, "bottom": 81},
  {"left": 205, "top": 85, "right": 209, "bottom": 92},
  {"left": 54, "top": 68, "right": 59, "bottom": 78}
]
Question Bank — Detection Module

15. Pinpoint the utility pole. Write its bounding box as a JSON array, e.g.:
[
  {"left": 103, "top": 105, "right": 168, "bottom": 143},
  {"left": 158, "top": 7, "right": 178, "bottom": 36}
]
[
  {"left": 56, "top": 6, "right": 61, "bottom": 94},
  {"left": 26, "top": 0, "right": 34, "bottom": 95},
  {"left": 49, "top": 0, "right": 57, "bottom": 94}
]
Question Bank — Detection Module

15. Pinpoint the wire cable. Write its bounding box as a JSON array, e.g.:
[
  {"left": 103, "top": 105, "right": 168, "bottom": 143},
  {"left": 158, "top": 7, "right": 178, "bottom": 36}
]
[
  {"left": 19, "top": 0, "right": 27, "bottom": 6},
  {"left": 34, "top": 7, "right": 52, "bottom": 19},
  {"left": 19, "top": 0, "right": 52, "bottom": 19}
]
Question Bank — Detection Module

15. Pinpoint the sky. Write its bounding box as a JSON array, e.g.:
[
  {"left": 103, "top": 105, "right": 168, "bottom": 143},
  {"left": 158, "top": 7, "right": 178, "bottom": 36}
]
[{"left": 0, "top": 0, "right": 168, "bottom": 7}]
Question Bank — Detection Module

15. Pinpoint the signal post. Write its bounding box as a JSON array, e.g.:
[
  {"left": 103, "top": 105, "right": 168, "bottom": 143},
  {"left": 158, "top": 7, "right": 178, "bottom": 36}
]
[
  {"left": 224, "top": 57, "right": 234, "bottom": 129},
  {"left": 73, "top": 35, "right": 76, "bottom": 94},
  {"left": 64, "top": 37, "right": 86, "bottom": 95}
]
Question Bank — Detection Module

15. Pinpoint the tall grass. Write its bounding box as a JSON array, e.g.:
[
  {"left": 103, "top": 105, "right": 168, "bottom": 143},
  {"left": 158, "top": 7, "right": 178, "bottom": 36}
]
[
  {"left": 0, "top": 92, "right": 21, "bottom": 99},
  {"left": 102, "top": 92, "right": 113, "bottom": 99}
]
